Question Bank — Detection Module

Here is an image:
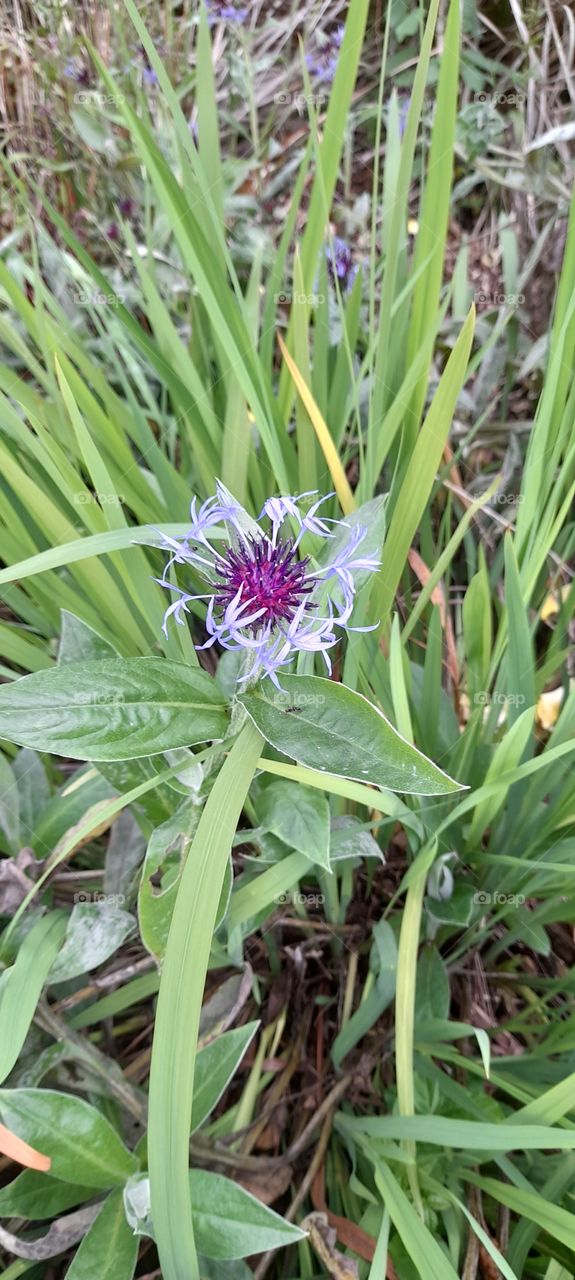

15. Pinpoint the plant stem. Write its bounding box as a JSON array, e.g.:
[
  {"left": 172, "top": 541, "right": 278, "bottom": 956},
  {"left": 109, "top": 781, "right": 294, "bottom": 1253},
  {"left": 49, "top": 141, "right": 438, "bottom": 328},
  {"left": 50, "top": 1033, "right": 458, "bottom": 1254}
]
[{"left": 148, "top": 720, "right": 264, "bottom": 1280}]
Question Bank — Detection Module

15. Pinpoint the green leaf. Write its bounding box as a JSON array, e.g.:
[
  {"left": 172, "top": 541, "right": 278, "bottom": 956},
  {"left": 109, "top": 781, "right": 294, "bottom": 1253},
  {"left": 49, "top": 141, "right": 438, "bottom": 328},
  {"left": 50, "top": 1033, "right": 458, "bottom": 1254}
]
[
  {"left": 0, "top": 1089, "right": 138, "bottom": 1188},
  {"left": 48, "top": 902, "right": 136, "bottom": 984},
  {"left": 345, "top": 1115, "right": 575, "bottom": 1151},
  {"left": 124, "top": 1170, "right": 305, "bottom": 1259},
  {"left": 58, "top": 610, "right": 119, "bottom": 665},
  {"left": 65, "top": 1190, "right": 138, "bottom": 1280},
  {"left": 0, "top": 1170, "right": 94, "bottom": 1220},
  {"left": 0, "top": 912, "right": 67, "bottom": 1084},
  {"left": 414, "top": 948, "right": 450, "bottom": 1023},
  {"left": 0, "top": 658, "right": 229, "bottom": 761},
  {"left": 192, "top": 1023, "right": 259, "bottom": 1132},
  {"left": 190, "top": 1170, "right": 305, "bottom": 1259},
  {"left": 464, "top": 1173, "right": 575, "bottom": 1251},
  {"left": 0, "top": 752, "right": 20, "bottom": 853},
  {"left": 147, "top": 722, "right": 264, "bottom": 1280},
  {"left": 138, "top": 799, "right": 202, "bottom": 962},
  {"left": 373, "top": 1159, "right": 460, "bottom": 1280},
  {"left": 240, "top": 676, "right": 462, "bottom": 795},
  {"left": 33, "top": 766, "right": 116, "bottom": 857},
  {"left": 258, "top": 780, "right": 331, "bottom": 871},
  {"left": 12, "top": 747, "right": 50, "bottom": 838}
]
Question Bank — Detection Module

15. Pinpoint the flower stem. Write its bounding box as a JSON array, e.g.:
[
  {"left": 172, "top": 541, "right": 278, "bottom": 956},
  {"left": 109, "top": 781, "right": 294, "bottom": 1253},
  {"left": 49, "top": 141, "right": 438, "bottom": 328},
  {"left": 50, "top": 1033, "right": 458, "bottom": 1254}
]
[{"left": 148, "top": 720, "right": 264, "bottom": 1280}]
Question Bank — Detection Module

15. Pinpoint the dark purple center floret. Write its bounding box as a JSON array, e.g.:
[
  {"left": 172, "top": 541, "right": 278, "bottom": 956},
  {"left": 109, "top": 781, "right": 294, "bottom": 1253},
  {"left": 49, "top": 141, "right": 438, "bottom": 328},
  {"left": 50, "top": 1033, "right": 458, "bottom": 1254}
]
[{"left": 213, "top": 536, "right": 312, "bottom": 630}]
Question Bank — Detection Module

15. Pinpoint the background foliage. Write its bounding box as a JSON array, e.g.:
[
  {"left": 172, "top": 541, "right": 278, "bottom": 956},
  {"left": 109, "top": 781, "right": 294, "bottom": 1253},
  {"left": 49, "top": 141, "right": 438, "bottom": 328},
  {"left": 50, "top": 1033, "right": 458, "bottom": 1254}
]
[{"left": 0, "top": 0, "right": 574, "bottom": 1277}]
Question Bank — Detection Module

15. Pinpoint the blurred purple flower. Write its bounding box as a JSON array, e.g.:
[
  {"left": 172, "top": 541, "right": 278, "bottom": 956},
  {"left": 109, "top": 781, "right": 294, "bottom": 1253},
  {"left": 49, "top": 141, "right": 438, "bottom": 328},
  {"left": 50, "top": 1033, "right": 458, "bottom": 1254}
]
[
  {"left": 157, "top": 484, "right": 379, "bottom": 687},
  {"left": 118, "top": 198, "right": 137, "bottom": 219},
  {"left": 206, "top": 0, "right": 249, "bottom": 22},
  {"left": 326, "top": 237, "right": 358, "bottom": 292},
  {"left": 64, "top": 60, "right": 91, "bottom": 85},
  {"left": 305, "top": 26, "right": 344, "bottom": 84}
]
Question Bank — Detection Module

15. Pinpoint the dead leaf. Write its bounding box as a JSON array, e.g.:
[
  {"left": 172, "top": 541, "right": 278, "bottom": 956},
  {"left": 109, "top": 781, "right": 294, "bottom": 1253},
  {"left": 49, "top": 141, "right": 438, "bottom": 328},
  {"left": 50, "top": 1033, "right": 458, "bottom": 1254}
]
[
  {"left": 536, "top": 685, "right": 564, "bottom": 732},
  {"left": 236, "top": 1164, "right": 292, "bottom": 1205},
  {"left": 0, "top": 849, "right": 43, "bottom": 914},
  {"left": 301, "top": 1212, "right": 359, "bottom": 1280},
  {"left": 540, "top": 584, "right": 570, "bottom": 622}
]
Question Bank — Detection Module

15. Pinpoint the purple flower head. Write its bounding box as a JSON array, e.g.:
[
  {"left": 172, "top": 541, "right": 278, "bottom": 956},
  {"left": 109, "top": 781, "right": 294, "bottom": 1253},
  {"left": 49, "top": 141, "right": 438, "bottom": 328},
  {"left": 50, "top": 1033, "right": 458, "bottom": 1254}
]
[
  {"left": 118, "top": 198, "right": 137, "bottom": 219},
  {"left": 326, "top": 237, "right": 358, "bottom": 292},
  {"left": 157, "top": 484, "right": 379, "bottom": 687},
  {"left": 206, "top": 0, "right": 249, "bottom": 23},
  {"left": 64, "top": 60, "right": 91, "bottom": 85},
  {"left": 305, "top": 26, "right": 345, "bottom": 84}
]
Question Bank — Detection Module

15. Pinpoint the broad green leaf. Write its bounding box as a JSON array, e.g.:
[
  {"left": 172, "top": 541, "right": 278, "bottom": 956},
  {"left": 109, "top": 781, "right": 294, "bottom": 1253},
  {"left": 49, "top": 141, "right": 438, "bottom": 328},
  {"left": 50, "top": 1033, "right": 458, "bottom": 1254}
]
[
  {"left": 329, "top": 817, "right": 384, "bottom": 863},
  {"left": 0, "top": 1089, "right": 138, "bottom": 1188},
  {"left": 65, "top": 1189, "right": 138, "bottom": 1280},
  {"left": 48, "top": 902, "right": 136, "bottom": 984},
  {"left": 190, "top": 1170, "right": 305, "bottom": 1259},
  {"left": 33, "top": 766, "right": 116, "bottom": 857},
  {"left": 124, "top": 1170, "right": 305, "bottom": 1259},
  {"left": 240, "top": 676, "right": 462, "bottom": 795},
  {"left": 414, "top": 948, "right": 449, "bottom": 1023},
  {"left": 0, "top": 658, "right": 229, "bottom": 760},
  {"left": 12, "top": 747, "right": 50, "bottom": 838},
  {"left": 59, "top": 610, "right": 119, "bottom": 665},
  {"left": 192, "top": 1023, "right": 259, "bottom": 1132},
  {"left": 138, "top": 800, "right": 202, "bottom": 961},
  {"left": 0, "top": 1169, "right": 93, "bottom": 1220},
  {"left": 104, "top": 810, "right": 146, "bottom": 900},
  {"left": 0, "top": 912, "right": 67, "bottom": 1083},
  {"left": 0, "top": 752, "right": 20, "bottom": 853},
  {"left": 258, "top": 780, "right": 331, "bottom": 871}
]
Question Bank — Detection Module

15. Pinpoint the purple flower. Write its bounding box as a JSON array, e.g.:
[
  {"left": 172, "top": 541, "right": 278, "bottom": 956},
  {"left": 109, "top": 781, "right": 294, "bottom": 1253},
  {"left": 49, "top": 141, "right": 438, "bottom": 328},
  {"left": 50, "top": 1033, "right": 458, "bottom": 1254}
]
[
  {"left": 305, "top": 26, "right": 344, "bottom": 84},
  {"left": 118, "top": 198, "right": 137, "bottom": 219},
  {"left": 157, "top": 485, "right": 379, "bottom": 687},
  {"left": 206, "top": 0, "right": 249, "bottom": 22},
  {"left": 64, "top": 60, "right": 91, "bottom": 85},
  {"left": 326, "top": 237, "right": 357, "bottom": 292}
]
